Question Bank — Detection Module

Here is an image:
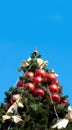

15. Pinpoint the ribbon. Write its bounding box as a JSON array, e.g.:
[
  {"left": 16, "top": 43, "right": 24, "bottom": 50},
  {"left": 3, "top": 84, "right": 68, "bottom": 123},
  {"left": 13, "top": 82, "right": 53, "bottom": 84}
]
[
  {"left": 18, "top": 57, "right": 48, "bottom": 71},
  {"left": 2, "top": 94, "right": 24, "bottom": 123},
  {"left": 51, "top": 106, "right": 72, "bottom": 129},
  {"left": 3, "top": 115, "right": 23, "bottom": 123}
]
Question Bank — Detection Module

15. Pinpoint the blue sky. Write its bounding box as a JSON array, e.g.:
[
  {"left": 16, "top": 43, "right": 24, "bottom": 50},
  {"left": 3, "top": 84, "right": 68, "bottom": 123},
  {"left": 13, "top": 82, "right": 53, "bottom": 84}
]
[{"left": 0, "top": 0, "right": 72, "bottom": 105}]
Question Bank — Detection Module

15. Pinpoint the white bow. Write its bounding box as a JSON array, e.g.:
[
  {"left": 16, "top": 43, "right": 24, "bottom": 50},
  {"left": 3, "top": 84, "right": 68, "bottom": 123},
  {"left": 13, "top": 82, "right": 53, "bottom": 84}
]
[
  {"left": 51, "top": 119, "right": 69, "bottom": 129},
  {"left": 18, "top": 56, "right": 48, "bottom": 71},
  {"left": 65, "top": 106, "right": 72, "bottom": 121},
  {"left": 2, "top": 94, "right": 24, "bottom": 123},
  {"left": 52, "top": 106, "right": 72, "bottom": 129},
  {"left": 3, "top": 115, "right": 23, "bottom": 123}
]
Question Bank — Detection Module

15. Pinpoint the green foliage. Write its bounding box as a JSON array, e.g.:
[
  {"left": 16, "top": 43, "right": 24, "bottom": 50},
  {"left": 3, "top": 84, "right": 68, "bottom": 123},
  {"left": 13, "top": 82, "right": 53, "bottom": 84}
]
[{"left": 0, "top": 50, "right": 72, "bottom": 130}]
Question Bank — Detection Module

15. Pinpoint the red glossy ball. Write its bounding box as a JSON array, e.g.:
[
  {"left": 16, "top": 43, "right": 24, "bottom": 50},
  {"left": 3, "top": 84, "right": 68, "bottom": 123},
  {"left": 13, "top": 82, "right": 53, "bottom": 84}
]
[
  {"left": 35, "top": 69, "right": 46, "bottom": 77},
  {"left": 56, "top": 79, "right": 60, "bottom": 85},
  {"left": 48, "top": 84, "right": 59, "bottom": 92},
  {"left": 10, "top": 97, "right": 16, "bottom": 104},
  {"left": 50, "top": 94, "right": 61, "bottom": 103},
  {"left": 17, "top": 81, "right": 23, "bottom": 87},
  {"left": 61, "top": 99, "right": 68, "bottom": 104},
  {"left": 25, "top": 71, "right": 34, "bottom": 79},
  {"left": 6, "top": 103, "right": 11, "bottom": 108},
  {"left": 25, "top": 82, "right": 35, "bottom": 92},
  {"left": 34, "top": 76, "right": 43, "bottom": 85},
  {"left": 57, "top": 86, "right": 62, "bottom": 93},
  {"left": 46, "top": 73, "right": 57, "bottom": 84},
  {"left": 34, "top": 88, "right": 45, "bottom": 96}
]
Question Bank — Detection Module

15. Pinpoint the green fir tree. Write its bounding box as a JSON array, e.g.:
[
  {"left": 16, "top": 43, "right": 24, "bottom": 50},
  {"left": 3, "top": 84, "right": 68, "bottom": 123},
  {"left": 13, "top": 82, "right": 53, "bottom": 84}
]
[{"left": 0, "top": 50, "right": 72, "bottom": 130}]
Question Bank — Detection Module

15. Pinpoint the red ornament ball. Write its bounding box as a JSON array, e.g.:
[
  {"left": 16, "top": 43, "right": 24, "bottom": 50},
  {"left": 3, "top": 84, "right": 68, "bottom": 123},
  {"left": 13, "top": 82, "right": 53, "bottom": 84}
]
[
  {"left": 17, "top": 81, "right": 23, "bottom": 88},
  {"left": 56, "top": 79, "right": 60, "bottom": 85},
  {"left": 35, "top": 69, "right": 46, "bottom": 77},
  {"left": 25, "top": 82, "right": 35, "bottom": 92},
  {"left": 61, "top": 99, "right": 68, "bottom": 104},
  {"left": 6, "top": 103, "right": 11, "bottom": 108},
  {"left": 25, "top": 71, "right": 34, "bottom": 79},
  {"left": 48, "top": 84, "right": 59, "bottom": 92},
  {"left": 50, "top": 94, "right": 61, "bottom": 103},
  {"left": 57, "top": 86, "right": 62, "bottom": 93},
  {"left": 10, "top": 97, "right": 16, "bottom": 104},
  {"left": 34, "top": 76, "right": 43, "bottom": 85},
  {"left": 46, "top": 73, "right": 57, "bottom": 84},
  {"left": 34, "top": 88, "right": 45, "bottom": 96}
]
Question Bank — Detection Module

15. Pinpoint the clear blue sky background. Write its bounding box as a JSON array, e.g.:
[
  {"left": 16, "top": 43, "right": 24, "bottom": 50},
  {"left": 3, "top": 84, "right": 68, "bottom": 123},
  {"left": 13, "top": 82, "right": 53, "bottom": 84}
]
[{"left": 0, "top": 0, "right": 72, "bottom": 105}]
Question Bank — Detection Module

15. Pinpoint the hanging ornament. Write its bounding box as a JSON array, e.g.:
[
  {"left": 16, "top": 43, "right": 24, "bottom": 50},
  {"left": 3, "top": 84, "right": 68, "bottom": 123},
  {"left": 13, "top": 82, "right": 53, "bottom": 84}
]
[
  {"left": 61, "top": 99, "right": 68, "bottom": 104},
  {"left": 34, "top": 76, "right": 43, "bottom": 85},
  {"left": 35, "top": 69, "right": 46, "bottom": 77},
  {"left": 33, "top": 88, "right": 45, "bottom": 97},
  {"left": 56, "top": 79, "right": 60, "bottom": 85},
  {"left": 25, "top": 82, "right": 35, "bottom": 92},
  {"left": 46, "top": 73, "right": 57, "bottom": 84},
  {"left": 17, "top": 81, "right": 23, "bottom": 88},
  {"left": 50, "top": 93, "right": 61, "bottom": 103},
  {"left": 25, "top": 71, "right": 34, "bottom": 79},
  {"left": 10, "top": 96, "right": 16, "bottom": 104},
  {"left": 6, "top": 103, "right": 11, "bottom": 108},
  {"left": 48, "top": 84, "right": 60, "bottom": 93}
]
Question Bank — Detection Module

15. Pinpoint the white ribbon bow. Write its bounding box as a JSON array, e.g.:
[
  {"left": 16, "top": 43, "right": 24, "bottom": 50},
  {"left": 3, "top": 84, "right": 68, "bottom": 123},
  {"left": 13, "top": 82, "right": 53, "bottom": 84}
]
[
  {"left": 18, "top": 56, "right": 48, "bottom": 71},
  {"left": 52, "top": 106, "right": 72, "bottom": 129},
  {"left": 2, "top": 94, "right": 24, "bottom": 123},
  {"left": 3, "top": 115, "right": 23, "bottom": 123}
]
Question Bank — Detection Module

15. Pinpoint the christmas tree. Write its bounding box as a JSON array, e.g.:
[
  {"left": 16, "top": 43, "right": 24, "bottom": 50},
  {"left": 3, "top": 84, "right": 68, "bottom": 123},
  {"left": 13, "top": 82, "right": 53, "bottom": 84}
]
[{"left": 0, "top": 50, "right": 72, "bottom": 130}]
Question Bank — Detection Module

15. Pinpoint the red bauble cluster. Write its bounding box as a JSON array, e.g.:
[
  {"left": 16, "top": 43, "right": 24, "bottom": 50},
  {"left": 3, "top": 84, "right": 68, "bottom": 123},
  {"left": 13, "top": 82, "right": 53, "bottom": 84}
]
[
  {"left": 16, "top": 69, "right": 62, "bottom": 104},
  {"left": 16, "top": 69, "right": 46, "bottom": 97},
  {"left": 46, "top": 72, "right": 61, "bottom": 104}
]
